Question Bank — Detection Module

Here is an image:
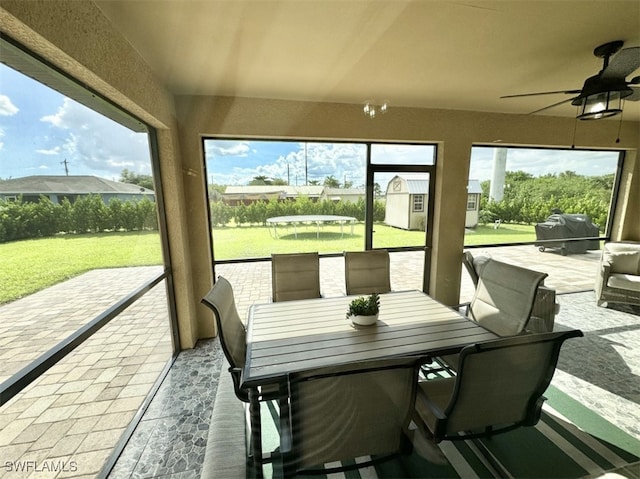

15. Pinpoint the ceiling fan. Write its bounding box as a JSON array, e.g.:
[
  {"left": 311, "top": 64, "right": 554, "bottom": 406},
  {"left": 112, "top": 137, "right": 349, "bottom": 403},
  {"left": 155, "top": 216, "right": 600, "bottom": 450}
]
[{"left": 502, "top": 40, "right": 640, "bottom": 119}]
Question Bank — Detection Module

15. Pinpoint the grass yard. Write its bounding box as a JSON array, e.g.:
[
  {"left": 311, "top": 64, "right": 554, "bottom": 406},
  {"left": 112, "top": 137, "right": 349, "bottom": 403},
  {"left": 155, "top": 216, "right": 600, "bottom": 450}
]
[
  {"left": 0, "top": 232, "right": 162, "bottom": 304},
  {"left": 464, "top": 223, "right": 537, "bottom": 245},
  {"left": 1, "top": 222, "right": 537, "bottom": 304},
  {"left": 212, "top": 221, "right": 537, "bottom": 258}
]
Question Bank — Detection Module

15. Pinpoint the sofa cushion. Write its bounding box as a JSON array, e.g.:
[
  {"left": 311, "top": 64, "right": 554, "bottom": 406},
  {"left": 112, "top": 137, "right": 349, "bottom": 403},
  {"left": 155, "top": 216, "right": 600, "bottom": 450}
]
[
  {"left": 608, "top": 274, "right": 640, "bottom": 292},
  {"left": 604, "top": 251, "right": 640, "bottom": 275},
  {"left": 201, "top": 362, "right": 246, "bottom": 479}
]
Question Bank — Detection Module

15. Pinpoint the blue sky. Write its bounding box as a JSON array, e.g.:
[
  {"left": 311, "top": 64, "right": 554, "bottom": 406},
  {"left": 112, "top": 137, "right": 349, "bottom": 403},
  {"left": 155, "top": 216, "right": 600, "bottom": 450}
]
[
  {"left": 0, "top": 64, "right": 150, "bottom": 180},
  {"left": 1, "top": 62, "right": 620, "bottom": 185}
]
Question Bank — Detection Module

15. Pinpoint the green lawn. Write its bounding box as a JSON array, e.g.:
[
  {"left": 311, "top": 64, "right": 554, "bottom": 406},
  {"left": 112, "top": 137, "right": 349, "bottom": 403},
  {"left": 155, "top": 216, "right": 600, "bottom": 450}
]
[
  {"left": 212, "top": 222, "right": 537, "bottom": 257},
  {"left": 464, "top": 224, "right": 537, "bottom": 245},
  {"left": 0, "top": 232, "right": 162, "bottom": 304},
  {"left": 0, "top": 222, "right": 537, "bottom": 304}
]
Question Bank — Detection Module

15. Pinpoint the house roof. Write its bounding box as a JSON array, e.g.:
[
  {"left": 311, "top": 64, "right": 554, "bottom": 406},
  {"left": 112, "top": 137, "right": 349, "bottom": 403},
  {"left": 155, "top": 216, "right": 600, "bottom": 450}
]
[
  {"left": 0, "top": 175, "right": 154, "bottom": 195},
  {"left": 224, "top": 185, "right": 324, "bottom": 197},
  {"left": 323, "top": 188, "right": 365, "bottom": 196}
]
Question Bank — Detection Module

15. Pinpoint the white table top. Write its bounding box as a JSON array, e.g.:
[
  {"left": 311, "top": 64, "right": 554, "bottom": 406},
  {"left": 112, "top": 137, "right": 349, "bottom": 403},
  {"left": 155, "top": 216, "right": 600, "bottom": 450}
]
[{"left": 242, "top": 290, "right": 498, "bottom": 388}]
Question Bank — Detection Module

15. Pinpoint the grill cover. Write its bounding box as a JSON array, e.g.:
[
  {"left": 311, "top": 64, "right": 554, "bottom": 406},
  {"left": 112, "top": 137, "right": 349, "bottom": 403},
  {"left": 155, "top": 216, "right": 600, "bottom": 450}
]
[{"left": 535, "top": 214, "right": 600, "bottom": 254}]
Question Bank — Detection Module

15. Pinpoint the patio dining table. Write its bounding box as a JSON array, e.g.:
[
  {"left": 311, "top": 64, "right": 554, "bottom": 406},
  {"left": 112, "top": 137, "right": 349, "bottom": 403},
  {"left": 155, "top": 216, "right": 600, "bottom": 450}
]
[{"left": 241, "top": 290, "right": 499, "bottom": 475}]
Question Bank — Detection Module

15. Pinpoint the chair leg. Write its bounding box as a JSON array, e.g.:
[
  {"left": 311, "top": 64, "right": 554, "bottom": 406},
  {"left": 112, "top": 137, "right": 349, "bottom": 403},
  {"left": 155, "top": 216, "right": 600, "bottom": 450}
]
[
  {"left": 470, "top": 437, "right": 510, "bottom": 478},
  {"left": 248, "top": 389, "right": 264, "bottom": 479}
]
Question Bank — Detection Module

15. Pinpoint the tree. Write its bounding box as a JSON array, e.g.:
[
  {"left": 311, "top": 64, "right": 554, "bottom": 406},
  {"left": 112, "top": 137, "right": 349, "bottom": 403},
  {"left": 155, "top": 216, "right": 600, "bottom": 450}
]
[
  {"left": 120, "top": 169, "right": 154, "bottom": 190},
  {"left": 249, "top": 175, "right": 270, "bottom": 185},
  {"left": 323, "top": 175, "right": 340, "bottom": 188}
]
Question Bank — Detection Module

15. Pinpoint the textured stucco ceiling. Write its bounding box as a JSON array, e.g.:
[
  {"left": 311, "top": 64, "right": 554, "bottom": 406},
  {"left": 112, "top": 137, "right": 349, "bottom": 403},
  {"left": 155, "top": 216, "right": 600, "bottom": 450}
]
[{"left": 95, "top": 0, "right": 640, "bottom": 121}]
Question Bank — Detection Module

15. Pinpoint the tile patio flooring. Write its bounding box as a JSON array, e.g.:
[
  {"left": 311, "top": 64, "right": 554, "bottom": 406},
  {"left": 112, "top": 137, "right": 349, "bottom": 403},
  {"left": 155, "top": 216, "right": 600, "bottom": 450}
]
[{"left": 0, "top": 245, "right": 611, "bottom": 477}]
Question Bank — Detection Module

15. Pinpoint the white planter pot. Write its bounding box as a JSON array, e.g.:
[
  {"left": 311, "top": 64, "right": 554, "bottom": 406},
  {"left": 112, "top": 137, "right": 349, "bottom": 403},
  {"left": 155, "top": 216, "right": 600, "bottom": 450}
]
[{"left": 351, "top": 313, "right": 379, "bottom": 326}]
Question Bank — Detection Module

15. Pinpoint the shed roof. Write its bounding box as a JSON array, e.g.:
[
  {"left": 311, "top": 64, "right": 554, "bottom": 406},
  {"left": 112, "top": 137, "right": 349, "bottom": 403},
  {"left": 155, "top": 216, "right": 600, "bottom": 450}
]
[
  {"left": 390, "top": 175, "right": 481, "bottom": 195},
  {"left": 0, "top": 175, "right": 154, "bottom": 195},
  {"left": 468, "top": 179, "right": 482, "bottom": 194}
]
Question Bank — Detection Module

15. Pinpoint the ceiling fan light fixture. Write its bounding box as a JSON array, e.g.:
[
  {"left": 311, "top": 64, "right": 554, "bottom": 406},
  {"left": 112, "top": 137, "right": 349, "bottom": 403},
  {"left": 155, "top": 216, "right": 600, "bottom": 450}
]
[
  {"left": 572, "top": 75, "right": 633, "bottom": 120},
  {"left": 363, "top": 100, "right": 388, "bottom": 119},
  {"left": 575, "top": 90, "right": 625, "bottom": 120}
]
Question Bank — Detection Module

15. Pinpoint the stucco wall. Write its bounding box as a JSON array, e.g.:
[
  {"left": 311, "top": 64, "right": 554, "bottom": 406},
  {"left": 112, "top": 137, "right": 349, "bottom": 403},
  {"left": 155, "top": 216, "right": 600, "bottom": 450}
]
[{"left": 176, "top": 95, "right": 640, "bottom": 314}]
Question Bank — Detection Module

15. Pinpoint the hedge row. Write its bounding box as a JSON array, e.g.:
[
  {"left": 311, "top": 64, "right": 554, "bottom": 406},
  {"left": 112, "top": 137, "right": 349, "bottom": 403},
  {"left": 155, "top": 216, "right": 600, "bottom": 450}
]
[
  {"left": 478, "top": 196, "right": 608, "bottom": 231},
  {"left": 0, "top": 195, "right": 158, "bottom": 243},
  {"left": 209, "top": 197, "right": 386, "bottom": 227}
]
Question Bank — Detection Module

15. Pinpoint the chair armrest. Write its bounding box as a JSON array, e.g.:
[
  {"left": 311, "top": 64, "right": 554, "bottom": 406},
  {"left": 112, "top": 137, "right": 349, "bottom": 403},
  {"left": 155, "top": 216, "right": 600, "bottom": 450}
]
[
  {"left": 596, "top": 262, "right": 611, "bottom": 289},
  {"left": 451, "top": 302, "right": 471, "bottom": 316}
]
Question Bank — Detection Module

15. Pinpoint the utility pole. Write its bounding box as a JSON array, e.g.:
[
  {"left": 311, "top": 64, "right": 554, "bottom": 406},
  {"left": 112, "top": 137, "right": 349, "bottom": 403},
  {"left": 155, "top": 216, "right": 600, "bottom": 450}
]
[
  {"left": 61, "top": 159, "right": 69, "bottom": 176},
  {"left": 304, "top": 143, "right": 308, "bottom": 186}
]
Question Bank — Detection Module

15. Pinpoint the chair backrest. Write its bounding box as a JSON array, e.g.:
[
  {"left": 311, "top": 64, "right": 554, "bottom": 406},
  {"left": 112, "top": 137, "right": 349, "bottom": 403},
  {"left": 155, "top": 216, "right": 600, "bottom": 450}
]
[
  {"left": 271, "top": 252, "right": 321, "bottom": 302},
  {"left": 436, "top": 330, "right": 583, "bottom": 441},
  {"left": 462, "top": 251, "right": 491, "bottom": 288},
  {"left": 201, "top": 276, "right": 247, "bottom": 372},
  {"left": 344, "top": 250, "right": 391, "bottom": 296},
  {"left": 285, "top": 359, "right": 419, "bottom": 474},
  {"left": 469, "top": 258, "right": 548, "bottom": 336}
]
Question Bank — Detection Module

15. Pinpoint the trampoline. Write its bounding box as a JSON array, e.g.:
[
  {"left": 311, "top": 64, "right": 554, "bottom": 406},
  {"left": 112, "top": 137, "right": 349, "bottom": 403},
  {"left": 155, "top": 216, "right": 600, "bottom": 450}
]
[{"left": 267, "top": 215, "right": 357, "bottom": 239}]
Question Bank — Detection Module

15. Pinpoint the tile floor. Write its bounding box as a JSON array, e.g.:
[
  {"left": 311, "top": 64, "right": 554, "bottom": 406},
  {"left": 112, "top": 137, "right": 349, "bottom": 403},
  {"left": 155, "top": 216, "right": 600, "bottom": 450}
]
[{"left": 108, "top": 291, "right": 640, "bottom": 478}]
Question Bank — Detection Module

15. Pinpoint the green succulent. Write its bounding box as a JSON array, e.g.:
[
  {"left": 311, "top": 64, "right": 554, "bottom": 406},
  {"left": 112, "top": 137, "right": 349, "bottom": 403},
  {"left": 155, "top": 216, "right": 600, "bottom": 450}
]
[{"left": 346, "top": 293, "right": 380, "bottom": 319}]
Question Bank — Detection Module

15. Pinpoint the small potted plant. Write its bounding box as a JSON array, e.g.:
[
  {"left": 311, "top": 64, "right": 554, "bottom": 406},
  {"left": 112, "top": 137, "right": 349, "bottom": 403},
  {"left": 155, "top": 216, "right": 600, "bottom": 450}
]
[{"left": 346, "top": 293, "right": 380, "bottom": 326}]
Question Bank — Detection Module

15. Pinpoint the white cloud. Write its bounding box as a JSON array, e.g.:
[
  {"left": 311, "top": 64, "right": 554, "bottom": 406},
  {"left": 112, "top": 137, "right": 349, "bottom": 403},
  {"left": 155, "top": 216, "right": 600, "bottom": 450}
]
[
  {"left": 39, "top": 98, "right": 151, "bottom": 176},
  {"left": 469, "top": 146, "right": 619, "bottom": 181},
  {"left": 208, "top": 141, "right": 251, "bottom": 157},
  {"left": 36, "top": 146, "right": 61, "bottom": 155},
  {"left": 0, "top": 94, "right": 19, "bottom": 116}
]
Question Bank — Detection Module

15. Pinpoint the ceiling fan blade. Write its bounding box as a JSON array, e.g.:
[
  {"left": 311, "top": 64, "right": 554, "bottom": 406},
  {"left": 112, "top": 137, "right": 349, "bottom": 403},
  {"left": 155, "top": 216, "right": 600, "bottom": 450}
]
[
  {"left": 601, "top": 46, "right": 640, "bottom": 79},
  {"left": 501, "top": 90, "right": 581, "bottom": 99},
  {"left": 625, "top": 87, "right": 640, "bottom": 101},
  {"left": 527, "top": 97, "right": 576, "bottom": 115}
]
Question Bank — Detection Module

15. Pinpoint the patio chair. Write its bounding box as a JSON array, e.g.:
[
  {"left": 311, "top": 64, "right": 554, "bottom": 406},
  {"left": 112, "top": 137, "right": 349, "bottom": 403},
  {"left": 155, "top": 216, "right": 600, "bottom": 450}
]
[
  {"left": 280, "top": 358, "right": 421, "bottom": 478},
  {"left": 428, "top": 258, "right": 549, "bottom": 376},
  {"left": 414, "top": 330, "right": 583, "bottom": 450},
  {"left": 344, "top": 249, "right": 391, "bottom": 295},
  {"left": 462, "top": 251, "right": 558, "bottom": 332},
  {"left": 201, "top": 276, "right": 279, "bottom": 471},
  {"left": 466, "top": 258, "right": 549, "bottom": 336},
  {"left": 595, "top": 241, "right": 640, "bottom": 308},
  {"left": 271, "top": 252, "right": 321, "bottom": 302}
]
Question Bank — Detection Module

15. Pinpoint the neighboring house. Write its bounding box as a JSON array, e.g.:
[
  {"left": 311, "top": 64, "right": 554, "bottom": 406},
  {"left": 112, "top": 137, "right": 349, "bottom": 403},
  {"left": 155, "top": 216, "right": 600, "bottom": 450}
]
[
  {"left": 384, "top": 175, "right": 482, "bottom": 230},
  {"left": 221, "top": 185, "right": 364, "bottom": 205},
  {"left": 319, "top": 187, "right": 365, "bottom": 203},
  {"left": 0, "top": 175, "right": 155, "bottom": 204}
]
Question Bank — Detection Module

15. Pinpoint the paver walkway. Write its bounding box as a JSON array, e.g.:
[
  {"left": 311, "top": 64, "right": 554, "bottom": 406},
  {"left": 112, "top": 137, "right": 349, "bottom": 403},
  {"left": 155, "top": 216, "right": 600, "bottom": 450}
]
[{"left": 0, "top": 266, "right": 172, "bottom": 478}]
